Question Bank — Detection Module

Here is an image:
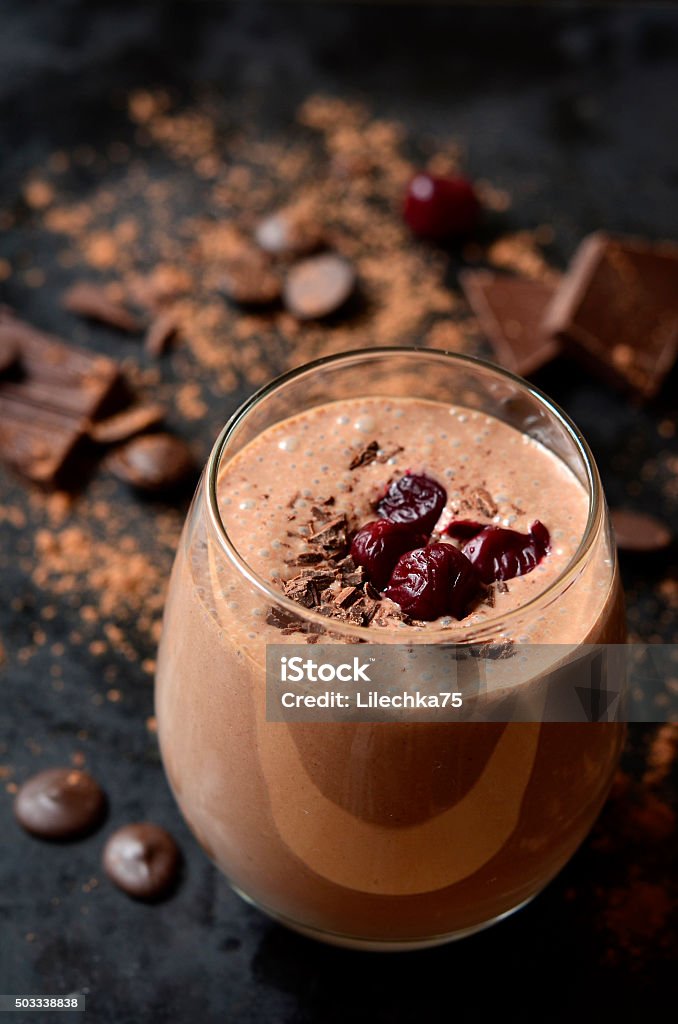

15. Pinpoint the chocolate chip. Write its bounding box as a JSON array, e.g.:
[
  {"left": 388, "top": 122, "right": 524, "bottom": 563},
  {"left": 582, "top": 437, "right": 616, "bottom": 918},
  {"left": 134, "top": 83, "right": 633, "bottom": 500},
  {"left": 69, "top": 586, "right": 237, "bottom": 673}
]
[
  {"left": 611, "top": 509, "right": 672, "bottom": 552},
  {"left": 255, "top": 206, "right": 323, "bottom": 258},
  {"left": 14, "top": 768, "right": 106, "bottom": 840},
  {"left": 88, "top": 403, "right": 166, "bottom": 445},
  {"left": 220, "top": 248, "right": 282, "bottom": 307},
  {"left": 107, "top": 433, "right": 195, "bottom": 492},
  {"left": 103, "top": 823, "right": 180, "bottom": 900},
  {"left": 62, "top": 282, "right": 143, "bottom": 333},
  {"left": 283, "top": 254, "right": 356, "bottom": 320}
]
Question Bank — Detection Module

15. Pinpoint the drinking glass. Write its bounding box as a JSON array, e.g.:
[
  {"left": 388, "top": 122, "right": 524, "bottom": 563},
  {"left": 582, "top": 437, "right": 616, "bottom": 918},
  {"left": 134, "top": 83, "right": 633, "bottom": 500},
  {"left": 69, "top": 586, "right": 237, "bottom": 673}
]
[{"left": 156, "top": 348, "right": 626, "bottom": 950}]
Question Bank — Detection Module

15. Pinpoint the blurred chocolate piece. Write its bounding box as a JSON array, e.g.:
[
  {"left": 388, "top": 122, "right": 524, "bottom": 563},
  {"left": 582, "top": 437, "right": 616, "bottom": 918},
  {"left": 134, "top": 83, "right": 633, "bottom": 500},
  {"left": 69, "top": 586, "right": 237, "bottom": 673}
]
[
  {"left": 14, "top": 768, "right": 106, "bottom": 840},
  {"left": 220, "top": 246, "right": 281, "bottom": 307},
  {"left": 107, "top": 432, "right": 195, "bottom": 492},
  {"left": 255, "top": 205, "right": 323, "bottom": 258},
  {"left": 284, "top": 253, "right": 356, "bottom": 320},
  {"left": 88, "top": 403, "right": 166, "bottom": 445},
  {"left": 0, "top": 333, "right": 17, "bottom": 374},
  {"left": 0, "top": 312, "right": 123, "bottom": 484},
  {"left": 103, "top": 823, "right": 180, "bottom": 900},
  {"left": 611, "top": 508, "right": 672, "bottom": 553},
  {"left": 144, "top": 310, "right": 179, "bottom": 357},
  {"left": 543, "top": 233, "right": 678, "bottom": 398},
  {"left": 62, "top": 281, "right": 143, "bottom": 333},
  {"left": 460, "top": 270, "right": 560, "bottom": 377}
]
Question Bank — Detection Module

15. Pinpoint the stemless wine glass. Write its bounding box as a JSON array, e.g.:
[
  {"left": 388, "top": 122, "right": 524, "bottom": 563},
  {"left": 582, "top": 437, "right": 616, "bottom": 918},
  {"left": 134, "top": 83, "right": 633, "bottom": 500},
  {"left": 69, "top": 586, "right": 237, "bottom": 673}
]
[{"left": 155, "top": 348, "right": 626, "bottom": 951}]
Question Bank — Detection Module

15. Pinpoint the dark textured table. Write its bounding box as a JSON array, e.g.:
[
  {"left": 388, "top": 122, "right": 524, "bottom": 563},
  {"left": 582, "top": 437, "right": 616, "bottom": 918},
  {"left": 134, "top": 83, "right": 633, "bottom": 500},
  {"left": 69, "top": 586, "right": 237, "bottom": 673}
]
[{"left": 1, "top": 4, "right": 677, "bottom": 1022}]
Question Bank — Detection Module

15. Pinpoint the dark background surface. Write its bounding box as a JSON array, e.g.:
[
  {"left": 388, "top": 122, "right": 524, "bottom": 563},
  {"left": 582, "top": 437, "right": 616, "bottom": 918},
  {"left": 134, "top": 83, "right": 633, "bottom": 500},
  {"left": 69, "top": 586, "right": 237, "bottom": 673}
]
[{"left": 0, "top": 3, "right": 677, "bottom": 1022}]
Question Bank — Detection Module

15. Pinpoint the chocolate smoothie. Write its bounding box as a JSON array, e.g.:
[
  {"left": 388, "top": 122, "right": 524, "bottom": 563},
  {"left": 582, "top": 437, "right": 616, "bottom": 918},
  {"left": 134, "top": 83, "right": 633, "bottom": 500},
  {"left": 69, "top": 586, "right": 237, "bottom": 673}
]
[{"left": 156, "top": 381, "right": 625, "bottom": 949}]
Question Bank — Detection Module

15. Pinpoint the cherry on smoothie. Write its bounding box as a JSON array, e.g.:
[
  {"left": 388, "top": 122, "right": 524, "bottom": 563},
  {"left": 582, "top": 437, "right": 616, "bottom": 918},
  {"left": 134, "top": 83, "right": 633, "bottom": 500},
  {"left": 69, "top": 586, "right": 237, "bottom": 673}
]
[
  {"left": 384, "top": 542, "right": 481, "bottom": 621},
  {"left": 461, "top": 520, "right": 551, "bottom": 584},
  {"left": 376, "top": 473, "right": 447, "bottom": 533},
  {"left": 351, "top": 519, "right": 427, "bottom": 590},
  {"left": 403, "top": 173, "right": 481, "bottom": 239}
]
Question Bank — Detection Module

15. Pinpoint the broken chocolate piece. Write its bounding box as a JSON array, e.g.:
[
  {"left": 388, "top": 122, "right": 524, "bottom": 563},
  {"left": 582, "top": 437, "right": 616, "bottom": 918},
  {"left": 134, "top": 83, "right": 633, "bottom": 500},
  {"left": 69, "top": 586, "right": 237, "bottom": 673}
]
[
  {"left": 62, "top": 281, "right": 143, "bottom": 333},
  {"left": 543, "top": 232, "right": 678, "bottom": 398},
  {"left": 283, "top": 254, "right": 356, "bottom": 320},
  {"left": 308, "top": 514, "right": 349, "bottom": 559},
  {"left": 107, "top": 433, "right": 195, "bottom": 492},
  {"left": 88, "top": 403, "right": 166, "bottom": 444},
  {"left": 0, "top": 312, "right": 123, "bottom": 484},
  {"left": 611, "top": 509, "right": 672, "bottom": 553},
  {"left": 144, "top": 311, "right": 179, "bottom": 357},
  {"left": 460, "top": 270, "right": 560, "bottom": 377}
]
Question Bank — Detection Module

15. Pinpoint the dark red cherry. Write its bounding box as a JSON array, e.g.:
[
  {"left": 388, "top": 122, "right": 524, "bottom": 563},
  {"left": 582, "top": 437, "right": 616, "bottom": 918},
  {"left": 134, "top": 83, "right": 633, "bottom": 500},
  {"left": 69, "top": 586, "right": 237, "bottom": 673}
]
[
  {"left": 351, "top": 520, "right": 427, "bottom": 590},
  {"left": 403, "top": 173, "right": 481, "bottom": 239},
  {"left": 377, "top": 473, "right": 447, "bottom": 533},
  {"left": 384, "top": 542, "right": 481, "bottom": 621},
  {"left": 461, "top": 521, "right": 551, "bottom": 584}
]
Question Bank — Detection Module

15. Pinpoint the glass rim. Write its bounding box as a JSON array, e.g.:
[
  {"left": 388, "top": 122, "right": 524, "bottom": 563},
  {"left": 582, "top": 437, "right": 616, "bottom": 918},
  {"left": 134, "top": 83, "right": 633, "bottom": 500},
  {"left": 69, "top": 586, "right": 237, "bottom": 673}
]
[{"left": 204, "top": 346, "right": 604, "bottom": 642}]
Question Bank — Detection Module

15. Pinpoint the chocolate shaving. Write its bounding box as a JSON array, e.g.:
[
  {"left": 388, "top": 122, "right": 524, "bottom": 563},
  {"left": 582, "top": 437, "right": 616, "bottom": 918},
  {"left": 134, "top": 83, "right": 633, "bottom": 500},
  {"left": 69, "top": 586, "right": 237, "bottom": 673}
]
[
  {"left": 289, "top": 551, "right": 324, "bottom": 565},
  {"left": 376, "top": 444, "right": 404, "bottom": 464},
  {"left": 283, "top": 576, "right": 321, "bottom": 609},
  {"left": 472, "top": 486, "right": 498, "bottom": 518},
  {"left": 349, "top": 440, "right": 380, "bottom": 470},
  {"left": 334, "top": 586, "right": 360, "bottom": 608},
  {"left": 268, "top": 494, "right": 404, "bottom": 632},
  {"left": 266, "top": 606, "right": 304, "bottom": 630},
  {"left": 308, "top": 514, "right": 349, "bottom": 559}
]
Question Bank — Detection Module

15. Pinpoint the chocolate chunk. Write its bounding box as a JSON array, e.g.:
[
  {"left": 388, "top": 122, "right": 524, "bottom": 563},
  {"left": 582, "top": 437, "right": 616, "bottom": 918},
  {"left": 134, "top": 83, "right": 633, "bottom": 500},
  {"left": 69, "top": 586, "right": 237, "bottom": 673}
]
[
  {"left": 88, "top": 403, "right": 166, "bottom": 444},
  {"left": 291, "top": 551, "right": 324, "bottom": 565},
  {"left": 334, "top": 585, "right": 360, "bottom": 608},
  {"left": 460, "top": 270, "right": 560, "bottom": 376},
  {"left": 255, "top": 206, "right": 323, "bottom": 258},
  {"left": 266, "top": 606, "right": 304, "bottom": 630},
  {"left": 14, "top": 768, "right": 106, "bottom": 840},
  {"left": 543, "top": 233, "right": 678, "bottom": 398},
  {"left": 283, "top": 576, "right": 320, "bottom": 608},
  {"left": 144, "top": 311, "right": 179, "bottom": 357},
  {"left": 349, "top": 440, "right": 380, "bottom": 470},
  {"left": 107, "top": 433, "right": 195, "bottom": 492},
  {"left": 611, "top": 509, "right": 672, "bottom": 553},
  {"left": 0, "top": 333, "right": 17, "bottom": 374},
  {"left": 220, "top": 247, "right": 281, "bottom": 306},
  {"left": 0, "top": 312, "right": 123, "bottom": 484},
  {"left": 283, "top": 254, "right": 356, "bottom": 320},
  {"left": 62, "top": 281, "right": 143, "bottom": 333},
  {"left": 103, "top": 823, "right": 180, "bottom": 900},
  {"left": 308, "top": 514, "right": 349, "bottom": 559}
]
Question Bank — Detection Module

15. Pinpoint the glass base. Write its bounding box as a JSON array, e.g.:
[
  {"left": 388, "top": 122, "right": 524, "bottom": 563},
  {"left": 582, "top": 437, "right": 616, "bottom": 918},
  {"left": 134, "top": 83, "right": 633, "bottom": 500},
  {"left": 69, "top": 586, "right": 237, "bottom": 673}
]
[{"left": 231, "top": 883, "right": 537, "bottom": 952}]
